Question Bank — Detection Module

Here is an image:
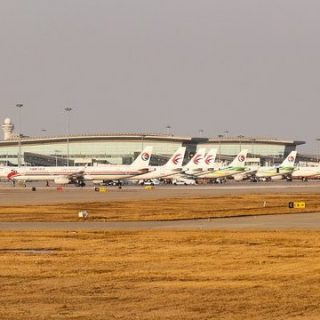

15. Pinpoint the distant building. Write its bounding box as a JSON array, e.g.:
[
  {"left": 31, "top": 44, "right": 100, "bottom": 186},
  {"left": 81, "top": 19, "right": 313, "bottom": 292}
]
[
  {"left": 0, "top": 118, "right": 305, "bottom": 166},
  {"left": 1, "top": 118, "right": 16, "bottom": 141}
]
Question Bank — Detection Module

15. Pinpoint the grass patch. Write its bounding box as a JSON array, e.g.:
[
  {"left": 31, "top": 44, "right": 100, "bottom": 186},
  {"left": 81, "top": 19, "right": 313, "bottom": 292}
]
[
  {"left": 0, "top": 193, "right": 319, "bottom": 221},
  {"left": 0, "top": 230, "right": 320, "bottom": 319}
]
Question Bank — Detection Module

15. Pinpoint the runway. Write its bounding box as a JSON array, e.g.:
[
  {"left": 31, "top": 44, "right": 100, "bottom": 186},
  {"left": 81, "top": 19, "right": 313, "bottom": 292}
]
[
  {"left": 1, "top": 181, "right": 320, "bottom": 206},
  {"left": 1, "top": 181, "right": 320, "bottom": 231},
  {"left": 1, "top": 212, "right": 320, "bottom": 231}
]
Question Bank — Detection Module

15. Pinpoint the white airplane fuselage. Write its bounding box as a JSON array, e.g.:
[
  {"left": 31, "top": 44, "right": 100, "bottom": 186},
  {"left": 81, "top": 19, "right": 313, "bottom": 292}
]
[
  {"left": 7, "top": 166, "right": 84, "bottom": 182},
  {"left": 292, "top": 167, "right": 320, "bottom": 178},
  {"left": 197, "top": 166, "right": 246, "bottom": 179},
  {"left": 5, "top": 165, "right": 149, "bottom": 183},
  {"left": 83, "top": 165, "right": 149, "bottom": 181},
  {"left": 255, "top": 166, "right": 294, "bottom": 179},
  {"left": 128, "top": 166, "right": 181, "bottom": 181},
  {"left": 233, "top": 166, "right": 259, "bottom": 181}
]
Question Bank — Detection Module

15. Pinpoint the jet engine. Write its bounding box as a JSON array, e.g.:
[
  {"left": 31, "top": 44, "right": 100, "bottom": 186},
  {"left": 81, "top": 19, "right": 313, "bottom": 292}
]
[
  {"left": 233, "top": 173, "right": 245, "bottom": 181},
  {"left": 54, "top": 176, "right": 70, "bottom": 185},
  {"left": 271, "top": 175, "right": 283, "bottom": 181}
]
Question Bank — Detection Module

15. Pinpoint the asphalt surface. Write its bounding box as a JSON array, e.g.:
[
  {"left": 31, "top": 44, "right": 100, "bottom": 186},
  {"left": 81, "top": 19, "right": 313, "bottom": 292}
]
[
  {"left": 1, "top": 181, "right": 320, "bottom": 205},
  {"left": 1, "top": 181, "right": 320, "bottom": 231},
  {"left": 0, "top": 213, "right": 320, "bottom": 231}
]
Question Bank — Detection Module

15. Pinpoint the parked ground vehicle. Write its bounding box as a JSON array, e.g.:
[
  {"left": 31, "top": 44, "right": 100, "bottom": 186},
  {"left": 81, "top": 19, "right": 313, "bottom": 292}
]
[
  {"left": 139, "top": 179, "right": 160, "bottom": 186},
  {"left": 172, "top": 178, "right": 196, "bottom": 185}
]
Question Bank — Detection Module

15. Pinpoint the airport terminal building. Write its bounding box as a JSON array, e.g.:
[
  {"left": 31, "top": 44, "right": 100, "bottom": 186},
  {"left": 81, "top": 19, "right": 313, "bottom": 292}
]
[{"left": 0, "top": 118, "right": 305, "bottom": 166}]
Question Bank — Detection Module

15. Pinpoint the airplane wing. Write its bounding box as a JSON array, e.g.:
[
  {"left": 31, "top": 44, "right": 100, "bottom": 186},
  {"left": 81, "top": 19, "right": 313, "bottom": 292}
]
[
  {"left": 188, "top": 168, "right": 203, "bottom": 173},
  {"left": 137, "top": 168, "right": 151, "bottom": 174},
  {"left": 62, "top": 167, "right": 87, "bottom": 182},
  {"left": 172, "top": 168, "right": 183, "bottom": 172}
]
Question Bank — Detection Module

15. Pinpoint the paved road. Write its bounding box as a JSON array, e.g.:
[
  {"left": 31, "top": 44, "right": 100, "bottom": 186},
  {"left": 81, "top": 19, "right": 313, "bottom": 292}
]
[
  {"left": 1, "top": 181, "right": 320, "bottom": 205},
  {"left": 1, "top": 212, "right": 320, "bottom": 231}
]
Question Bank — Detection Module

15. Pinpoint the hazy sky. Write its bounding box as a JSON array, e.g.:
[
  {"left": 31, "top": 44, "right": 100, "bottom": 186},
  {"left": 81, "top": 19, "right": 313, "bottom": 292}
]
[{"left": 0, "top": 0, "right": 319, "bottom": 152}]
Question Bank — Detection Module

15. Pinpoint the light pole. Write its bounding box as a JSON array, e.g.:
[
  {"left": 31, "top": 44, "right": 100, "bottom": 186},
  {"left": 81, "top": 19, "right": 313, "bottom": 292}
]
[
  {"left": 251, "top": 138, "right": 256, "bottom": 158},
  {"left": 54, "top": 150, "right": 61, "bottom": 167},
  {"left": 16, "top": 104, "right": 23, "bottom": 166},
  {"left": 64, "top": 107, "right": 72, "bottom": 166},
  {"left": 218, "top": 134, "right": 224, "bottom": 162},
  {"left": 199, "top": 129, "right": 204, "bottom": 137},
  {"left": 141, "top": 134, "right": 145, "bottom": 150},
  {"left": 166, "top": 125, "right": 171, "bottom": 136},
  {"left": 238, "top": 135, "right": 244, "bottom": 152}
]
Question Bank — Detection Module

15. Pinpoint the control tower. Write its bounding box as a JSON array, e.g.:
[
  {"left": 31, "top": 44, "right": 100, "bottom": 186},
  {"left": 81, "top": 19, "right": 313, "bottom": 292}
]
[{"left": 1, "top": 118, "right": 15, "bottom": 140}]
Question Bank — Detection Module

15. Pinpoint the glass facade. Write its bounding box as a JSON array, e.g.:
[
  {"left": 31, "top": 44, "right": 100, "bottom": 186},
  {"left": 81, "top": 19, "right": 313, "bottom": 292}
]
[
  {"left": 0, "top": 135, "right": 302, "bottom": 166},
  {"left": 198, "top": 142, "right": 293, "bottom": 158},
  {"left": 0, "top": 137, "right": 183, "bottom": 165}
]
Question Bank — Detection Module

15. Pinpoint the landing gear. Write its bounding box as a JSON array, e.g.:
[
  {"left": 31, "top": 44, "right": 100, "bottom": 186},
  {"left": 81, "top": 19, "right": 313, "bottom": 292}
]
[
  {"left": 77, "top": 180, "right": 86, "bottom": 187},
  {"left": 117, "top": 180, "right": 122, "bottom": 189}
]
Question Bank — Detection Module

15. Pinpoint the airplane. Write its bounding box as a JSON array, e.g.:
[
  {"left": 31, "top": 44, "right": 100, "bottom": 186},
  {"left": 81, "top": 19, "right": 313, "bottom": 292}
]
[
  {"left": 168, "top": 148, "right": 206, "bottom": 181},
  {"left": 5, "top": 146, "right": 153, "bottom": 186},
  {"left": 182, "top": 148, "right": 220, "bottom": 178},
  {"left": 129, "top": 147, "right": 186, "bottom": 183},
  {"left": 291, "top": 165, "right": 320, "bottom": 181},
  {"left": 6, "top": 166, "right": 86, "bottom": 185},
  {"left": 83, "top": 146, "right": 153, "bottom": 184},
  {"left": 232, "top": 165, "right": 260, "bottom": 181},
  {"left": 196, "top": 149, "right": 248, "bottom": 181},
  {"left": 170, "top": 148, "right": 218, "bottom": 184},
  {"left": 192, "top": 148, "right": 218, "bottom": 175},
  {"left": 255, "top": 151, "right": 297, "bottom": 181},
  {"left": 182, "top": 148, "right": 206, "bottom": 175}
]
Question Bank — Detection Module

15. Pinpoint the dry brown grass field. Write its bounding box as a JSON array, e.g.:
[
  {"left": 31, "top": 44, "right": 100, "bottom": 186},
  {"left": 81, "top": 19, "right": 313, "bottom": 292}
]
[
  {"left": 1, "top": 230, "right": 320, "bottom": 320},
  {"left": 0, "top": 193, "right": 319, "bottom": 221}
]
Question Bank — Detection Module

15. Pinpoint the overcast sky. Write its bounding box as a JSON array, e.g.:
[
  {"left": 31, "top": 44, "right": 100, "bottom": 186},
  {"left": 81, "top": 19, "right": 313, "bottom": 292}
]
[{"left": 0, "top": 0, "right": 319, "bottom": 152}]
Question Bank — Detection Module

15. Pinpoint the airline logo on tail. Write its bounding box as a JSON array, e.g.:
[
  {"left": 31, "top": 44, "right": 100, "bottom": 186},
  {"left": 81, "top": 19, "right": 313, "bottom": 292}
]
[
  {"left": 230, "top": 150, "right": 248, "bottom": 167},
  {"left": 172, "top": 154, "right": 183, "bottom": 165},
  {"left": 203, "top": 149, "right": 217, "bottom": 167},
  {"left": 131, "top": 146, "right": 153, "bottom": 169},
  {"left": 193, "top": 154, "right": 203, "bottom": 165},
  {"left": 281, "top": 151, "right": 297, "bottom": 168},
  {"left": 165, "top": 147, "right": 186, "bottom": 169},
  {"left": 141, "top": 152, "right": 150, "bottom": 161},
  {"left": 7, "top": 170, "right": 18, "bottom": 181},
  {"left": 205, "top": 155, "right": 215, "bottom": 165}
]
